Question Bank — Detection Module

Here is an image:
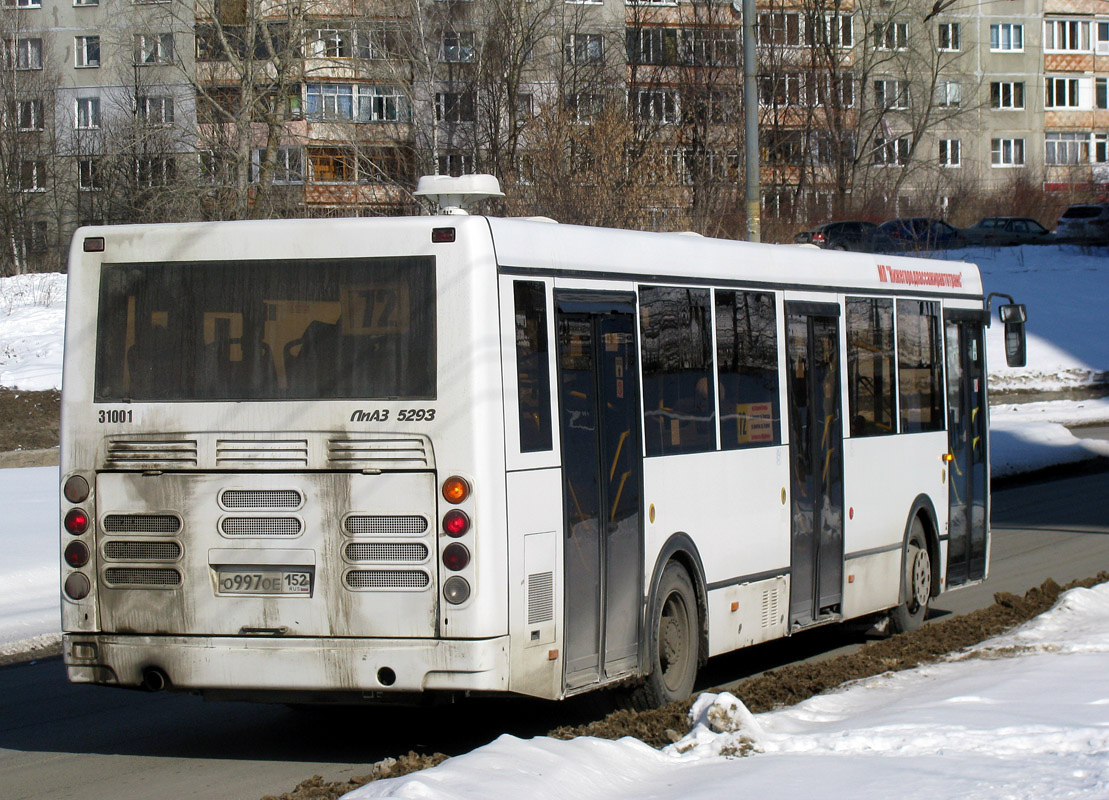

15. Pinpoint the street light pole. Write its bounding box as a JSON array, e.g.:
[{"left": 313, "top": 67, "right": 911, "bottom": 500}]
[{"left": 743, "top": 0, "right": 760, "bottom": 242}]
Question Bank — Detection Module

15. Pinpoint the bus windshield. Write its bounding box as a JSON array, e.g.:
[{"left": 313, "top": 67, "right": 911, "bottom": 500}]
[{"left": 94, "top": 256, "right": 436, "bottom": 402}]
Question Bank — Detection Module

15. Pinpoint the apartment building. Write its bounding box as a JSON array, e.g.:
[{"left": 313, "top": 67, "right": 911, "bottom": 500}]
[{"left": 1, "top": 0, "right": 1107, "bottom": 272}]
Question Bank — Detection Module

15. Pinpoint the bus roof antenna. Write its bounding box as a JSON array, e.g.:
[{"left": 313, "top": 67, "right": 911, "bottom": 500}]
[{"left": 414, "top": 174, "right": 504, "bottom": 215}]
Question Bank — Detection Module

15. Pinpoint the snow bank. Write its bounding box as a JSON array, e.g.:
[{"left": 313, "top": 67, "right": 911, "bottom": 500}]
[{"left": 0, "top": 273, "right": 66, "bottom": 391}]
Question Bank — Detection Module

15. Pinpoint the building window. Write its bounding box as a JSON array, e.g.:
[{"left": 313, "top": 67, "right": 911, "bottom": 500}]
[
  {"left": 808, "top": 72, "right": 854, "bottom": 108},
  {"left": 763, "top": 129, "right": 804, "bottom": 165},
  {"left": 1098, "top": 21, "right": 1109, "bottom": 54},
  {"left": 437, "top": 152, "right": 473, "bottom": 177},
  {"left": 75, "top": 35, "right": 100, "bottom": 67},
  {"left": 1095, "top": 133, "right": 1109, "bottom": 163},
  {"left": 356, "top": 85, "right": 406, "bottom": 122},
  {"left": 357, "top": 146, "right": 411, "bottom": 184},
  {"left": 990, "top": 23, "right": 1023, "bottom": 52},
  {"left": 846, "top": 297, "right": 895, "bottom": 437},
  {"left": 137, "top": 95, "right": 174, "bottom": 125},
  {"left": 78, "top": 158, "right": 102, "bottom": 190},
  {"left": 626, "top": 27, "right": 679, "bottom": 65},
  {"left": 513, "top": 281, "right": 553, "bottom": 453},
  {"left": 136, "top": 157, "right": 176, "bottom": 186},
  {"left": 639, "top": 285, "right": 715, "bottom": 456},
  {"left": 135, "top": 33, "right": 174, "bottom": 65},
  {"left": 939, "top": 138, "right": 960, "bottom": 167},
  {"left": 1044, "top": 19, "right": 1090, "bottom": 52},
  {"left": 990, "top": 81, "right": 1025, "bottom": 109},
  {"left": 683, "top": 29, "right": 739, "bottom": 66},
  {"left": 18, "top": 161, "right": 46, "bottom": 191},
  {"left": 634, "top": 89, "right": 679, "bottom": 124},
  {"left": 938, "top": 22, "right": 960, "bottom": 51},
  {"left": 251, "top": 146, "right": 304, "bottom": 184},
  {"left": 1045, "top": 132, "right": 1090, "bottom": 165},
  {"left": 306, "top": 83, "right": 353, "bottom": 120},
  {"left": 74, "top": 0, "right": 98, "bottom": 6},
  {"left": 1098, "top": 77, "right": 1108, "bottom": 109},
  {"left": 991, "top": 137, "right": 1025, "bottom": 167},
  {"left": 873, "top": 136, "right": 911, "bottom": 166},
  {"left": 872, "top": 21, "right": 909, "bottom": 51},
  {"left": 715, "top": 290, "right": 780, "bottom": 449},
  {"left": 12, "top": 38, "right": 43, "bottom": 70},
  {"left": 76, "top": 97, "right": 100, "bottom": 129},
  {"left": 935, "top": 80, "right": 960, "bottom": 107},
  {"left": 568, "top": 92, "right": 603, "bottom": 122},
  {"left": 759, "top": 72, "right": 804, "bottom": 107},
  {"left": 565, "top": 32, "right": 604, "bottom": 64},
  {"left": 441, "top": 31, "right": 476, "bottom": 63},
  {"left": 307, "top": 146, "right": 354, "bottom": 182},
  {"left": 307, "top": 27, "right": 350, "bottom": 58},
  {"left": 757, "top": 12, "right": 802, "bottom": 47},
  {"left": 1045, "top": 77, "right": 1083, "bottom": 109},
  {"left": 435, "top": 91, "right": 475, "bottom": 123},
  {"left": 4, "top": 0, "right": 41, "bottom": 8},
  {"left": 13, "top": 99, "right": 43, "bottom": 130},
  {"left": 897, "top": 300, "right": 943, "bottom": 434},
  {"left": 874, "top": 79, "right": 910, "bottom": 109},
  {"left": 812, "top": 15, "right": 853, "bottom": 48}
]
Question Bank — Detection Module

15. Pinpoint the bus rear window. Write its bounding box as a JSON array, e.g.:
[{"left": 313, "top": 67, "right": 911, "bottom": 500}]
[{"left": 94, "top": 257, "right": 436, "bottom": 401}]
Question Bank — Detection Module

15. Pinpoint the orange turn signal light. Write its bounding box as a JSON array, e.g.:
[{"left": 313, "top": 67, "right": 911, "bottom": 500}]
[{"left": 442, "top": 476, "right": 470, "bottom": 504}]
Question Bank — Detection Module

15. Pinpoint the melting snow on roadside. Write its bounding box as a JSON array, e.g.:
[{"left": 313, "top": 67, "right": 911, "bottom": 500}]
[{"left": 348, "top": 583, "right": 1109, "bottom": 800}]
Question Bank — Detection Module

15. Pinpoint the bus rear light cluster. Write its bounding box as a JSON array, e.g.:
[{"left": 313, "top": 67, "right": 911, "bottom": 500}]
[
  {"left": 441, "top": 476, "right": 470, "bottom": 504},
  {"left": 443, "top": 576, "right": 470, "bottom": 604},
  {"left": 64, "top": 572, "right": 91, "bottom": 600},
  {"left": 65, "top": 508, "right": 90, "bottom": 535},
  {"left": 443, "top": 509, "right": 470, "bottom": 537},
  {"left": 64, "top": 476, "right": 90, "bottom": 503}
]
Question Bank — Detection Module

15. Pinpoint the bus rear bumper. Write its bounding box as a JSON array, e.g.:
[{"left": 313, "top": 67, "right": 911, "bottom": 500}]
[{"left": 63, "top": 634, "right": 511, "bottom": 696}]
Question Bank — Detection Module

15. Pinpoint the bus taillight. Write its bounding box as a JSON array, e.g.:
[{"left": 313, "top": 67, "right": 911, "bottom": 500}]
[
  {"left": 443, "top": 509, "right": 470, "bottom": 537},
  {"left": 64, "top": 541, "right": 90, "bottom": 568},
  {"left": 63, "top": 475, "right": 90, "bottom": 503},
  {"left": 442, "top": 476, "right": 470, "bottom": 504},
  {"left": 64, "top": 508, "right": 90, "bottom": 535},
  {"left": 443, "top": 576, "right": 470, "bottom": 604},
  {"left": 443, "top": 543, "right": 470, "bottom": 571}
]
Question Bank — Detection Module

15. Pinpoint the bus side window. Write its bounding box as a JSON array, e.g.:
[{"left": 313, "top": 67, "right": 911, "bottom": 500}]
[
  {"left": 845, "top": 297, "right": 896, "bottom": 437},
  {"left": 513, "top": 281, "right": 553, "bottom": 452},
  {"left": 897, "top": 300, "right": 944, "bottom": 434},
  {"left": 715, "top": 290, "right": 781, "bottom": 449}
]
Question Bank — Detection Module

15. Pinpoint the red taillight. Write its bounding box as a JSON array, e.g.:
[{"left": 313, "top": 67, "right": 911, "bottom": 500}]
[
  {"left": 442, "top": 543, "right": 470, "bottom": 571},
  {"left": 813, "top": 232, "right": 825, "bottom": 243},
  {"left": 64, "top": 541, "right": 90, "bottom": 568},
  {"left": 443, "top": 509, "right": 470, "bottom": 537},
  {"left": 65, "top": 508, "right": 90, "bottom": 535},
  {"left": 442, "top": 476, "right": 470, "bottom": 504}
]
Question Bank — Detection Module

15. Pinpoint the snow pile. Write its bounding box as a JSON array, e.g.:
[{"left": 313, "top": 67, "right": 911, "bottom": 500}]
[
  {"left": 349, "top": 583, "right": 1109, "bottom": 800},
  {"left": 0, "top": 272, "right": 66, "bottom": 391},
  {"left": 0, "top": 466, "right": 60, "bottom": 654},
  {"left": 990, "top": 397, "right": 1109, "bottom": 477}
]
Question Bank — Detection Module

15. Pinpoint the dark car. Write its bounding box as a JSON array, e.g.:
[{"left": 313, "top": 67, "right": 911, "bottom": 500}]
[
  {"left": 1055, "top": 203, "right": 1109, "bottom": 243},
  {"left": 961, "top": 217, "right": 1053, "bottom": 246},
  {"left": 793, "top": 220, "right": 892, "bottom": 252},
  {"left": 877, "top": 218, "right": 963, "bottom": 251}
]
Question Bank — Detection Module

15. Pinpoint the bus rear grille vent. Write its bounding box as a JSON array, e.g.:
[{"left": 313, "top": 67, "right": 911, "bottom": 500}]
[
  {"left": 327, "top": 437, "right": 432, "bottom": 468},
  {"left": 102, "top": 514, "right": 182, "bottom": 535},
  {"left": 345, "top": 570, "right": 430, "bottom": 590},
  {"left": 104, "top": 540, "right": 182, "bottom": 561},
  {"left": 220, "top": 517, "right": 302, "bottom": 537},
  {"left": 103, "top": 567, "right": 181, "bottom": 588},
  {"left": 761, "top": 586, "right": 780, "bottom": 628},
  {"left": 215, "top": 439, "right": 309, "bottom": 466},
  {"left": 345, "top": 542, "right": 429, "bottom": 562},
  {"left": 344, "top": 515, "right": 429, "bottom": 536},
  {"left": 106, "top": 440, "right": 198, "bottom": 467},
  {"left": 220, "top": 489, "right": 303, "bottom": 510},
  {"left": 527, "top": 571, "right": 554, "bottom": 625}
]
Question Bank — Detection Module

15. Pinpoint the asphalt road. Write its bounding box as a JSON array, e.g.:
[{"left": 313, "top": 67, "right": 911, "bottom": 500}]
[{"left": 3, "top": 468, "right": 1108, "bottom": 800}]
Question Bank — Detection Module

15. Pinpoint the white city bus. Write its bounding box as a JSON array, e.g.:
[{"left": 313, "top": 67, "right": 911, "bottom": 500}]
[{"left": 59, "top": 177, "right": 1026, "bottom": 706}]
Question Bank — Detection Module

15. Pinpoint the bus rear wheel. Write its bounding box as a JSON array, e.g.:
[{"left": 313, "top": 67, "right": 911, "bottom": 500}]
[
  {"left": 890, "top": 518, "right": 931, "bottom": 634},
  {"left": 627, "top": 562, "right": 698, "bottom": 710}
]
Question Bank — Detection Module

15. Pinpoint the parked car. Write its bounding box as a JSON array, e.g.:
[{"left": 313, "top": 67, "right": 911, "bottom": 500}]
[
  {"left": 793, "top": 220, "right": 893, "bottom": 252},
  {"left": 961, "top": 217, "right": 1053, "bottom": 247},
  {"left": 1055, "top": 203, "right": 1109, "bottom": 243},
  {"left": 877, "top": 218, "right": 963, "bottom": 251}
]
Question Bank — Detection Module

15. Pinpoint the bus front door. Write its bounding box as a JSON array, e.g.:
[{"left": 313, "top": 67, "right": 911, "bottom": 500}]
[
  {"left": 785, "top": 304, "right": 844, "bottom": 628},
  {"left": 555, "top": 292, "right": 643, "bottom": 691},
  {"left": 944, "top": 314, "right": 988, "bottom": 585}
]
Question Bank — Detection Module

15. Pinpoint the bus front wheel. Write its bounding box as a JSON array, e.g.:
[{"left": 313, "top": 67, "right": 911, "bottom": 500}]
[
  {"left": 890, "top": 518, "right": 931, "bottom": 634},
  {"left": 628, "top": 562, "right": 699, "bottom": 709}
]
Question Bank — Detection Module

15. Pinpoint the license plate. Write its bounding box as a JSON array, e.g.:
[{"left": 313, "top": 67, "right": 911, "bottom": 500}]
[{"left": 217, "top": 569, "right": 312, "bottom": 596}]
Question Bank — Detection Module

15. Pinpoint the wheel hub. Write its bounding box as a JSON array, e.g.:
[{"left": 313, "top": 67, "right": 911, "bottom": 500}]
[{"left": 910, "top": 548, "right": 931, "bottom": 608}]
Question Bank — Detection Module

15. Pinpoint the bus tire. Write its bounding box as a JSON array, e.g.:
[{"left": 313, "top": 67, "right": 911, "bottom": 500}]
[
  {"left": 890, "top": 517, "right": 931, "bottom": 634},
  {"left": 628, "top": 561, "right": 699, "bottom": 709}
]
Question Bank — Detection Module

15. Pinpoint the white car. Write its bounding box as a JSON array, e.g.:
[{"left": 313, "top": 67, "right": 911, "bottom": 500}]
[{"left": 1055, "top": 203, "right": 1109, "bottom": 243}]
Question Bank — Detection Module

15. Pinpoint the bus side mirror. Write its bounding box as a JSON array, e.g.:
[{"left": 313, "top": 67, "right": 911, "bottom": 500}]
[{"left": 1000, "top": 304, "right": 1027, "bottom": 368}]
